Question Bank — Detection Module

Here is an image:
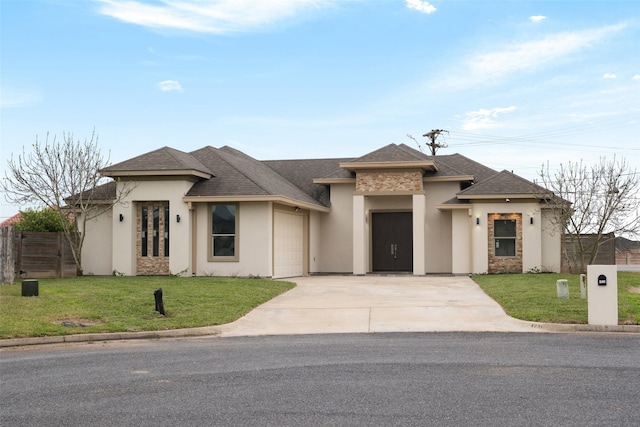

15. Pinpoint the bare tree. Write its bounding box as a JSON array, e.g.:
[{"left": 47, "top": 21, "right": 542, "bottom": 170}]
[
  {"left": 538, "top": 156, "right": 640, "bottom": 273},
  {"left": 1, "top": 130, "right": 130, "bottom": 275}
]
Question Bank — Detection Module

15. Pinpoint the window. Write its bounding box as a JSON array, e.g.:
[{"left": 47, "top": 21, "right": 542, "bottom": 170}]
[
  {"left": 141, "top": 206, "right": 148, "bottom": 256},
  {"left": 152, "top": 205, "right": 160, "bottom": 257},
  {"left": 210, "top": 204, "right": 238, "bottom": 261},
  {"left": 164, "top": 205, "right": 170, "bottom": 257},
  {"left": 494, "top": 219, "right": 516, "bottom": 257}
]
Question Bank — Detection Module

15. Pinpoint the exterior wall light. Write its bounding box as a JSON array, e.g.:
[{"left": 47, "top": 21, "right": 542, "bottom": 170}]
[
  {"left": 476, "top": 217, "right": 480, "bottom": 225},
  {"left": 530, "top": 217, "right": 534, "bottom": 225},
  {"left": 176, "top": 214, "right": 181, "bottom": 223},
  {"left": 119, "top": 214, "right": 124, "bottom": 222}
]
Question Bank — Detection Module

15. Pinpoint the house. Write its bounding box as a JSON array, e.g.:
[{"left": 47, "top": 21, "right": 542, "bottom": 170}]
[
  {"left": 616, "top": 236, "right": 640, "bottom": 266},
  {"left": 0, "top": 212, "right": 22, "bottom": 228},
  {"left": 80, "top": 143, "right": 562, "bottom": 278}
]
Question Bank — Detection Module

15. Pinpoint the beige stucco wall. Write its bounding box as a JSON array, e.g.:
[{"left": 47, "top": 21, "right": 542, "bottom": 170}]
[
  {"left": 451, "top": 209, "right": 472, "bottom": 274},
  {"left": 194, "top": 201, "right": 272, "bottom": 277},
  {"left": 80, "top": 207, "right": 113, "bottom": 275},
  {"left": 112, "top": 180, "right": 193, "bottom": 276},
  {"left": 308, "top": 210, "right": 323, "bottom": 274},
  {"left": 424, "top": 182, "right": 457, "bottom": 273},
  {"left": 541, "top": 208, "right": 562, "bottom": 272},
  {"left": 316, "top": 184, "right": 354, "bottom": 273}
]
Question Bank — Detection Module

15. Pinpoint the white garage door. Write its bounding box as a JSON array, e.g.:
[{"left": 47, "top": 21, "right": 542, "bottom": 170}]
[{"left": 273, "top": 211, "right": 304, "bottom": 279}]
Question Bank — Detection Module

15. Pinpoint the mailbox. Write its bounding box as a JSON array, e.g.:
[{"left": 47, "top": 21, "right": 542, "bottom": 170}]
[{"left": 598, "top": 274, "right": 607, "bottom": 286}]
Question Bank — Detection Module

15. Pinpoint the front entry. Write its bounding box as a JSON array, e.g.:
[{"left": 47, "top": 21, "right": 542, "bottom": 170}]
[{"left": 372, "top": 212, "right": 413, "bottom": 272}]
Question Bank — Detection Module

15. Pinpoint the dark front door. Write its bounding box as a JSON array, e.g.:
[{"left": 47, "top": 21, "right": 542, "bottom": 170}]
[{"left": 372, "top": 212, "right": 413, "bottom": 272}]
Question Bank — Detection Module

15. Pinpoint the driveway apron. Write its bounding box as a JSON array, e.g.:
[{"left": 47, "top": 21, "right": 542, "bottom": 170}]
[{"left": 219, "top": 276, "right": 540, "bottom": 337}]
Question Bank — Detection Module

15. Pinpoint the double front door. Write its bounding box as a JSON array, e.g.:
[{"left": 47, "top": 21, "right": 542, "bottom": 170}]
[{"left": 371, "top": 212, "right": 413, "bottom": 272}]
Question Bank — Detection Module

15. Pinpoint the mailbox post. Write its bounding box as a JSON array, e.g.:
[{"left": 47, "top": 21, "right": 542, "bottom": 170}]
[{"left": 587, "top": 265, "right": 618, "bottom": 326}]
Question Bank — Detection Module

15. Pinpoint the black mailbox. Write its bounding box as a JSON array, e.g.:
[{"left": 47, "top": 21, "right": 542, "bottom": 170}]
[{"left": 597, "top": 274, "right": 607, "bottom": 286}]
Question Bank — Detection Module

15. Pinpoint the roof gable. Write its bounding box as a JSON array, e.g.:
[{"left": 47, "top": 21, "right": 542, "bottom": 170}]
[
  {"left": 458, "top": 170, "right": 550, "bottom": 198},
  {"left": 102, "top": 146, "right": 212, "bottom": 178},
  {"left": 351, "top": 143, "right": 428, "bottom": 163}
]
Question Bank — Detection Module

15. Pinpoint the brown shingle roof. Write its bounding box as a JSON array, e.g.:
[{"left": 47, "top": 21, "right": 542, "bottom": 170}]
[
  {"left": 428, "top": 153, "right": 498, "bottom": 182},
  {"left": 350, "top": 143, "right": 429, "bottom": 163},
  {"left": 102, "top": 146, "right": 212, "bottom": 175},
  {"left": 186, "top": 146, "right": 324, "bottom": 207},
  {"left": 264, "top": 157, "right": 351, "bottom": 206},
  {"left": 458, "top": 170, "right": 549, "bottom": 197}
]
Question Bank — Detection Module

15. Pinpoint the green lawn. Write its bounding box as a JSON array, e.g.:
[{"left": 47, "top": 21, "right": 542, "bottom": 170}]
[
  {"left": 0, "top": 276, "right": 294, "bottom": 339},
  {"left": 472, "top": 271, "right": 640, "bottom": 324}
]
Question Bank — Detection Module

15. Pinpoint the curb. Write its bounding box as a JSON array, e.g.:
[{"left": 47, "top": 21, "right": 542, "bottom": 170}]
[
  {"left": 538, "top": 323, "right": 640, "bottom": 333},
  {"left": 1, "top": 323, "right": 639, "bottom": 349},
  {"left": 0, "top": 325, "right": 224, "bottom": 349}
]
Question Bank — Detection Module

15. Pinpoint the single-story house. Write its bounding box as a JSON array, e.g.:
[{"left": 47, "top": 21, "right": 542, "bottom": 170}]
[
  {"left": 81, "top": 143, "right": 562, "bottom": 278},
  {"left": 616, "top": 236, "right": 640, "bottom": 266}
]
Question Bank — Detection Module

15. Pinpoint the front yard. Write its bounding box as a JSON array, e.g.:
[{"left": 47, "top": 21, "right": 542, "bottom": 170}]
[
  {"left": 0, "top": 276, "right": 294, "bottom": 339},
  {"left": 472, "top": 271, "right": 640, "bottom": 324}
]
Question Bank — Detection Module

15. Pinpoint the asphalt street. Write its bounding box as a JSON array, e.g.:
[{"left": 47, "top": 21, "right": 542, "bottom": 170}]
[{"left": 1, "top": 332, "right": 639, "bottom": 426}]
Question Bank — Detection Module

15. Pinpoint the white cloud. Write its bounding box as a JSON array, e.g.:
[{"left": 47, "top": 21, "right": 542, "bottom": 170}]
[
  {"left": 603, "top": 73, "right": 617, "bottom": 79},
  {"left": 440, "top": 23, "right": 627, "bottom": 89},
  {"left": 406, "top": 0, "right": 436, "bottom": 14},
  {"left": 462, "top": 106, "right": 517, "bottom": 130},
  {"left": 530, "top": 15, "right": 546, "bottom": 23},
  {"left": 633, "top": 74, "right": 640, "bottom": 80},
  {"left": 158, "top": 80, "right": 183, "bottom": 92},
  {"left": 97, "top": 0, "right": 339, "bottom": 34},
  {"left": 0, "top": 86, "right": 42, "bottom": 108}
]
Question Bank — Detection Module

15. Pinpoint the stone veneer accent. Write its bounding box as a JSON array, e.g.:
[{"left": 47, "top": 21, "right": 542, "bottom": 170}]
[
  {"left": 356, "top": 170, "right": 423, "bottom": 193},
  {"left": 136, "top": 201, "right": 170, "bottom": 275},
  {"left": 487, "top": 213, "right": 523, "bottom": 274}
]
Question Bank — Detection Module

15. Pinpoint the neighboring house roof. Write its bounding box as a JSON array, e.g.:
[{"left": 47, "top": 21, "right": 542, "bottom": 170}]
[
  {"left": 615, "top": 236, "right": 640, "bottom": 252},
  {"left": 0, "top": 212, "right": 22, "bottom": 227}
]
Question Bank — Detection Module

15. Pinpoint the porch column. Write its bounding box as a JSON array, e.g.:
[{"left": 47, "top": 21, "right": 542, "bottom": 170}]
[
  {"left": 412, "top": 193, "right": 426, "bottom": 275},
  {"left": 353, "top": 194, "right": 367, "bottom": 275}
]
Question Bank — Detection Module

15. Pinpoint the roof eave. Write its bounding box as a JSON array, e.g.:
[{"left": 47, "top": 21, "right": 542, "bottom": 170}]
[
  {"left": 182, "top": 195, "right": 331, "bottom": 213},
  {"left": 102, "top": 169, "right": 213, "bottom": 180},
  {"left": 424, "top": 175, "right": 474, "bottom": 182},
  {"left": 339, "top": 160, "right": 438, "bottom": 172}
]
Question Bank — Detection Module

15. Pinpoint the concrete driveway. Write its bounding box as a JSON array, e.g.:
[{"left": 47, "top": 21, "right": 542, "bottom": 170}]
[{"left": 219, "top": 275, "right": 541, "bottom": 337}]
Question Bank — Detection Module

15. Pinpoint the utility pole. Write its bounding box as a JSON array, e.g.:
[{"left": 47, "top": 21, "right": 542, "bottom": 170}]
[{"left": 422, "top": 129, "right": 448, "bottom": 155}]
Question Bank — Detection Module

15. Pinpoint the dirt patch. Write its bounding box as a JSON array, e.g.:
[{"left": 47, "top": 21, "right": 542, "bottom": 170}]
[
  {"left": 55, "top": 317, "right": 102, "bottom": 327},
  {"left": 629, "top": 287, "right": 640, "bottom": 294}
]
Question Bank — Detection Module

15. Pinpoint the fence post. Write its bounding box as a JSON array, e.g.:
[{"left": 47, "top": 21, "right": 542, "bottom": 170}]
[{"left": 0, "top": 227, "right": 16, "bottom": 284}]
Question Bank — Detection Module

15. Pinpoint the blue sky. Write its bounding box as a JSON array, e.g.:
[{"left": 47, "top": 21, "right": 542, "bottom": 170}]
[{"left": 1, "top": 0, "right": 639, "bottom": 220}]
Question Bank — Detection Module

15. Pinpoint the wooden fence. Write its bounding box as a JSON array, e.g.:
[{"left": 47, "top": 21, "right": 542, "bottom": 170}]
[
  {"left": 0, "top": 228, "right": 77, "bottom": 283},
  {"left": 561, "top": 233, "right": 615, "bottom": 274}
]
